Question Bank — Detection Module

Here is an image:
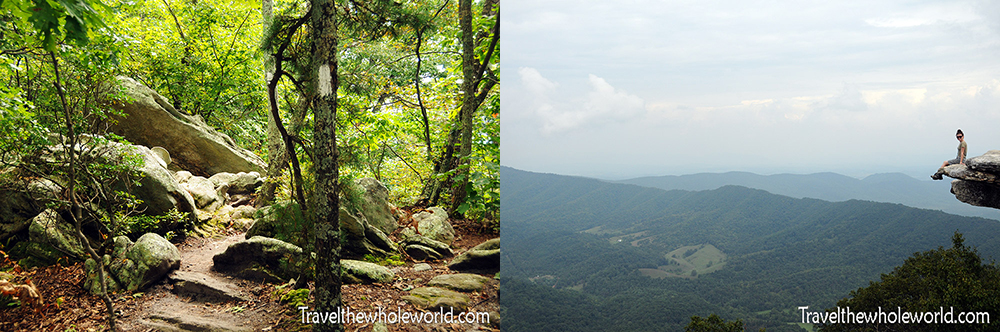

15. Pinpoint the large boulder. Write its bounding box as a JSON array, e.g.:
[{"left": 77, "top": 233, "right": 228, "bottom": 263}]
[
  {"left": 127, "top": 145, "right": 197, "bottom": 218},
  {"left": 0, "top": 178, "right": 58, "bottom": 243},
  {"left": 179, "top": 175, "right": 222, "bottom": 211},
  {"left": 448, "top": 238, "right": 499, "bottom": 273},
  {"left": 213, "top": 236, "right": 304, "bottom": 283},
  {"left": 26, "top": 209, "right": 87, "bottom": 262},
  {"left": 340, "top": 208, "right": 398, "bottom": 258},
  {"left": 414, "top": 207, "right": 455, "bottom": 245},
  {"left": 85, "top": 233, "right": 181, "bottom": 294},
  {"left": 109, "top": 77, "right": 265, "bottom": 176},
  {"left": 355, "top": 178, "right": 399, "bottom": 234}
]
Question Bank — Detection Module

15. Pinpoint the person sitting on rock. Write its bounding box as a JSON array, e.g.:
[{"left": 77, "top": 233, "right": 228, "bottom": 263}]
[{"left": 931, "top": 129, "right": 967, "bottom": 180}]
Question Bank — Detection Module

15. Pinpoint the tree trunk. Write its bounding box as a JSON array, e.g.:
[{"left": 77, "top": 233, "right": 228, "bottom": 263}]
[
  {"left": 257, "top": 0, "right": 286, "bottom": 207},
  {"left": 448, "top": 0, "right": 477, "bottom": 217},
  {"left": 51, "top": 51, "right": 116, "bottom": 331},
  {"left": 311, "top": 0, "right": 342, "bottom": 330}
]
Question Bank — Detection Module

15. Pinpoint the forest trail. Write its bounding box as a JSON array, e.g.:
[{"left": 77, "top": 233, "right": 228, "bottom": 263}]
[
  {"left": 1, "top": 219, "right": 499, "bottom": 331},
  {"left": 118, "top": 232, "right": 288, "bottom": 331}
]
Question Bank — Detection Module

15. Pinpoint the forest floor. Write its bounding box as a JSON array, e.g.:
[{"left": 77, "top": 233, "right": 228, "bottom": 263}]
[{"left": 0, "top": 218, "right": 499, "bottom": 332}]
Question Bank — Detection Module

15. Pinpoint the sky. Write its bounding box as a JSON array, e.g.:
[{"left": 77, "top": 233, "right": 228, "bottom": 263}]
[{"left": 502, "top": 0, "right": 1000, "bottom": 180}]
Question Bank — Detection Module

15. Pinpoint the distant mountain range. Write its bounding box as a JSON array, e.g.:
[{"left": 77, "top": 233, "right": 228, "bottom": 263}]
[
  {"left": 616, "top": 171, "right": 1000, "bottom": 221},
  {"left": 500, "top": 166, "right": 1000, "bottom": 332}
]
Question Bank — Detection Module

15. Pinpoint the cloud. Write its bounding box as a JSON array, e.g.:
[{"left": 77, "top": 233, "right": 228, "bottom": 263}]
[{"left": 517, "top": 68, "right": 646, "bottom": 134}]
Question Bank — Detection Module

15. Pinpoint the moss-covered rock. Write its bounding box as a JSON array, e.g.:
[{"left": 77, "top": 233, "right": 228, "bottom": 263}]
[
  {"left": 402, "top": 287, "right": 470, "bottom": 311},
  {"left": 427, "top": 273, "right": 490, "bottom": 292},
  {"left": 85, "top": 233, "right": 180, "bottom": 294},
  {"left": 213, "top": 236, "right": 305, "bottom": 283},
  {"left": 341, "top": 259, "right": 395, "bottom": 284},
  {"left": 448, "top": 238, "right": 499, "bottom": 273},
  {"left": 414, "top": 207, "right": 454, "bottom": 245}
]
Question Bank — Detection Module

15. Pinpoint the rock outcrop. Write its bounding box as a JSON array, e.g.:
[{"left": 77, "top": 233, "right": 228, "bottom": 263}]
[
  {"left": 933, "top": 150, "right": 1000, "bottom": 209},
  {"left": 109, "top": 77, "right": 265, "bottom": 176}
]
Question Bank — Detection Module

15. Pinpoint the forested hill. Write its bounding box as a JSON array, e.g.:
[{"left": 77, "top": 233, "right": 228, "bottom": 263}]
[
  {"left": 500, "top": 166, "right": 1000, "bottom": 332},
  {"left": 616, "top": 171, "right": 1000, "bottom": 221}
]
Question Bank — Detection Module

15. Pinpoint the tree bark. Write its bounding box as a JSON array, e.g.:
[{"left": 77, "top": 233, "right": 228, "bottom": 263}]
[
  {"left": 311, "top": 0, "right": 342, "bottom": 330},
  {"left": 447, "top": 0, "right": 477, "bottom": 217},
  {"left": 257, "top": 0, "right": 286, "bottom": 207}
]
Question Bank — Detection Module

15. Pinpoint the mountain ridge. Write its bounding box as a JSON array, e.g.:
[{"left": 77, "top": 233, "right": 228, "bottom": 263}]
[{"left": 614, "top": 170, "right": 1000, "bottom": 221}]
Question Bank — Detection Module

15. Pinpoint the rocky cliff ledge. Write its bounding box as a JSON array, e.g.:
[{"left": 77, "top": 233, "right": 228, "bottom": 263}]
[{"left": 933, "top": 150, "right": 1000, "bottom": 209}]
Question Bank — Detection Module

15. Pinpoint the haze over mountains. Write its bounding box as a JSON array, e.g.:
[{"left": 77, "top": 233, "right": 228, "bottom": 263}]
[
  {"left": 500, "top": 166, "right": 1000, "bottom": 332},
  {"left": 617, "top": 171, "right": 1000, "bottom": 221}
]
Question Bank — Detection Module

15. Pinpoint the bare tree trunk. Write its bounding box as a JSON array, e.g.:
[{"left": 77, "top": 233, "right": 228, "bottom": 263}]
[
  {"left": 50, "top": 51, "right": 116, "bottom": 331},
  {"left": 311, "top": 0, "right": 342, "bottom": 330}
]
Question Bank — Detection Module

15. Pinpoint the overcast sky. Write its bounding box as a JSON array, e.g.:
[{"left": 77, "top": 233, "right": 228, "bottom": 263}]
[{"left": 502, "top": 0, "right": 1000, "bottom": 180}]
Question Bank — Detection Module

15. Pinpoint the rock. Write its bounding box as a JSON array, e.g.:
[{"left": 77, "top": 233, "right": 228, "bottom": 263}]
[
  {"left": 370, "top": 322, "right": 388, "bottom": 332},
  {"left": 244, "top": 203, "right": 308, "bottom": 247},
  {"left": 402, "top": 287, "right": 470, "bottom": 311},
  {"left": 209, "top": 172, "right": 263, "bottom": 195},
  {"left": 427, "top": 273, "right": 490, "bottom": 292},
  {"left": 399, "top": 227, "right": 453, "bottom": 261},
  {"left": 181, "top": 176, "right": 222, "bottom": 210},
  {"left": 935, "top": 152, "right": 1000, "bottom": 210},
  {"left": 951, "top": 180, "right": 1000, "bottom": 209},
  {"left": 208, "top": 172, "right": 236, "bottom": 188},
  {"left": 213, "top": 236, "right": 304, "bottom": 283},
  {"left": 413, "top": 263, "right": 432, "bottom": 272},
  {"left": 85, "top": 233, "right": 181, "bottom": 294},
  {"left": 341, "top": 259, "right": 395, "bottom": 284},
  {"left": 129, "top": 145, "right": 197, "bottom": 218},
  {"left": 340, "top": 207, "right": 397, "bottom": 258},
  {"left": 144, "top": 310, "right": 252, "bottom": 332},
  {"left": 414, "top": 207, "right": 455, "bottom": 245},
  {"left": 170, "top": 271, "right": 248, "bottom": 302},
  {"left": 486, "top": 311, "right": 501, "bottom": 328},
  {"left": 28, "top": 209, "right": 86, "bottom": 261},
  {"left": 229, "top": 172, "right": 264, "bottom": 194},
  {"left": 150, "top": 146, "right": 171, "bottom": 168},
  {"left": 0, "top": 178, "right": 56, "bottom": 243},
  {"left": 175, "top": 170, "right": 193, "bottom": 184},
  {"left": 355, "top": 178, "right": 399, "bottom": 234},
  {"left": 230, "top": 205, "right": 257, "bottom": 220},
  {"left": 967, "top": 150, "right": 1000, "bottom": 173},
  {"left": 448, "top": 238, "right": 500, "bottom": 273},
  {"left": 404, "top": 244, "right": 447, "bottom": 261},
  {"left": 109, "top": 77, "right": 265, "bottom": 176}
]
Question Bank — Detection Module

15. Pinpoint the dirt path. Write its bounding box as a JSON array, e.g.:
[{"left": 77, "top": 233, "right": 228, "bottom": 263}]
[{"left": 117, "top": 233, "right": 289, "bottom": 332}]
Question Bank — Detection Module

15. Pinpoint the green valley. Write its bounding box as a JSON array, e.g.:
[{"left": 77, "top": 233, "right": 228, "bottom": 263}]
[{"left": 499, "top": 167, "right": 1000, "bottom": 332}]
